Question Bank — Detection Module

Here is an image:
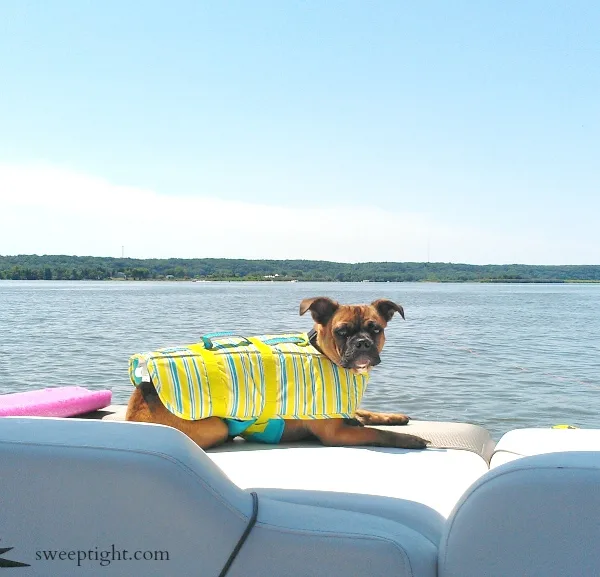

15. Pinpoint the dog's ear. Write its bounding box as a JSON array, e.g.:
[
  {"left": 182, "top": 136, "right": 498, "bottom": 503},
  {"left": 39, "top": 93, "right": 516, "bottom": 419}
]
[
  {"left": 299, "top": 297, "right": 340, "bottom": 326},
  {"left": 371, "top": 299, "right": 405, "bottom": 322}
]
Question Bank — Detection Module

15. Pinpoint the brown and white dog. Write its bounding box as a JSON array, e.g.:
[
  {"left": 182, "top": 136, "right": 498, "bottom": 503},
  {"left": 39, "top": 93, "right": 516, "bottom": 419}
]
[{"left": 125, "top": 297, "right": 429, "bottom": 450}]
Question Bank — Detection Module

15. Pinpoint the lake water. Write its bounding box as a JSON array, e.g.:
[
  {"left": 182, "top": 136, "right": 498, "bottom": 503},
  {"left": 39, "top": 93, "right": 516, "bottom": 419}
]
[{"left": 1, "top": 280, "right": 598, "bottom": 439}]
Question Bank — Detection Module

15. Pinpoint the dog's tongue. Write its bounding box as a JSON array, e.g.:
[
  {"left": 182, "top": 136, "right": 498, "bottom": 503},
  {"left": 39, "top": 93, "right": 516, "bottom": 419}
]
[{"left": 353, "top": 357, "right": 372, "bottom": 373}]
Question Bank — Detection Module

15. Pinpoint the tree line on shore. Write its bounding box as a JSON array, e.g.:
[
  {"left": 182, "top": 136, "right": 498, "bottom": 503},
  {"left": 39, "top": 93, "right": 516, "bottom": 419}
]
[{"left": 1, "top": 254, "right": 600, "bottom": 283}]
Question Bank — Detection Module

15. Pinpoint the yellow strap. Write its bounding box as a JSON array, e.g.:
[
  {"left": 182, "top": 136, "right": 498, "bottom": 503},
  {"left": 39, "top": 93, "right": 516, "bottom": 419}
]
[
  {"left": 187, "top": 344, "right": 228, "bottom": 418},
  {"left": 246, "top": 337, "right": 278, "bottom": 420}
]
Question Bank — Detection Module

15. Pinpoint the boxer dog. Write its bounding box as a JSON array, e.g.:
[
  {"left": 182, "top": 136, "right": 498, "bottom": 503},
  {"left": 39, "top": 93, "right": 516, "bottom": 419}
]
[{"left": 126, "top": 297, "right": 428, "bottom": 450}]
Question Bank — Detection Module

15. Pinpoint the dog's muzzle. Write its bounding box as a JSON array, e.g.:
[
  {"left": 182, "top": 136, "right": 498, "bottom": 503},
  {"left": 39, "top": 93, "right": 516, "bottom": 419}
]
[{"left": 340, "top": 335, "right": 381, "bottom": 371}]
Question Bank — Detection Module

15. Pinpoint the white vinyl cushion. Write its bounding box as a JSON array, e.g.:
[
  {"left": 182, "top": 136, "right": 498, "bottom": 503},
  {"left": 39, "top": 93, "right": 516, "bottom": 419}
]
[
  {"left": 440, "top": 451, "right": 600, "bottom": 577},
  {"left": 209, "top": 444, "right": 489, "bottom": 517},
  {"left": 491, "top": 428, "right": 600, "bottom": 468}
]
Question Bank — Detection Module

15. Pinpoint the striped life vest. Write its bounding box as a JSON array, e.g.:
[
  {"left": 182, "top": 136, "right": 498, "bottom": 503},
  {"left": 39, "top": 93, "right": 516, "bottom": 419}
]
[{"left": 129, "top": 332, "right": 369, "bottom": 423}]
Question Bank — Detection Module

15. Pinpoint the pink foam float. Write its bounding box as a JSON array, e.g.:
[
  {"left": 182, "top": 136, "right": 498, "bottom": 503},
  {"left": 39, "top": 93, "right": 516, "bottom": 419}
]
[{"left": 0, "top": 386, "right": 112, "bottom": 418}]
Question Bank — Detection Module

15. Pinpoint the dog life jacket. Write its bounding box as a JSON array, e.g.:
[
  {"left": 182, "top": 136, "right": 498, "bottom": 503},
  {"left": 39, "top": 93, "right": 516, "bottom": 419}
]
[{"left": 129, "top": 332, "right": 369, "bottom": 423}]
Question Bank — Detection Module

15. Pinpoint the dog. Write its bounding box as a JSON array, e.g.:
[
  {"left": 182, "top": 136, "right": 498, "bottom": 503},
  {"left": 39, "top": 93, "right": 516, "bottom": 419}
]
[{"left": 126, "top": 297, "right": 428, "bottom": 450}]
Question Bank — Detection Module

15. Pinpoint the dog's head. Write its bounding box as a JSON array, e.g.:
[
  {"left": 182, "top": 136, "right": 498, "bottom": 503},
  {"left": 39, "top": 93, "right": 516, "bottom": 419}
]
[{"left": 299, "top": 297, "right": 405, "bottom": 373}]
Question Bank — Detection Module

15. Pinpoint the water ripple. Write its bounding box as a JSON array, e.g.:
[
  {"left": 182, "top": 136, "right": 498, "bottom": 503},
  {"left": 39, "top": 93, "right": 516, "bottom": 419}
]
[{"left": 1, "top": 280, "right": 599, "bottom": 439}]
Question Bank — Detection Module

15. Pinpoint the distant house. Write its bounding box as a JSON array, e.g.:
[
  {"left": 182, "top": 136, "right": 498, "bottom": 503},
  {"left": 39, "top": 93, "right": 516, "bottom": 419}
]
[
  {"left": 166, "top": 275, "right": 175, "bottom": 280},
  {"left": 263, "top": 273, "right": 280, "bottom": 279}
]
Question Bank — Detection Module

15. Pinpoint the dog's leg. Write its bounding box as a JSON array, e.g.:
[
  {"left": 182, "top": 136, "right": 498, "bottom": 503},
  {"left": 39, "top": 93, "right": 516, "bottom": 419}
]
[
  {"left": 126, "top": 385, "right": 229, "bottom": 449},
  {"left": 354, "top": 409, "right": 410, "bottom": 426},
  {"left": 278, "top": 420, "right": 314, "bottom": 442},
  {"left": 306, "top": 419, "right": 428, "bottom": 449}
]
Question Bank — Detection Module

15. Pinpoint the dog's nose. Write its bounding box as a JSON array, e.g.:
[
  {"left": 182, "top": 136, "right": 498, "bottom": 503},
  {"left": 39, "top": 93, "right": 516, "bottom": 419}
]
[{"left": 355, "top": 337, "right": 372, "bottom": 349}]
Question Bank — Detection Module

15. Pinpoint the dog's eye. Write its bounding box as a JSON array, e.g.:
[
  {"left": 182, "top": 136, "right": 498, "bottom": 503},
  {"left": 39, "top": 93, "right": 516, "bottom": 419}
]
[
  {"left": 334, "top": 327, "right": 348, "bottom": 337},
  {"left": 367, "top": 322, "right": 381, "bottom": 334}
]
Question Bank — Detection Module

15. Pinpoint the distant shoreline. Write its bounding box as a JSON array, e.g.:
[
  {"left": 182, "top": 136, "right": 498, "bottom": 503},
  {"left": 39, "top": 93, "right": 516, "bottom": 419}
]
[
  {"left": 2, "top": 254, "right": 600, "bottom": 283},
  {"left": 2, "top": 278, "right": 600, "bottom": 284}
]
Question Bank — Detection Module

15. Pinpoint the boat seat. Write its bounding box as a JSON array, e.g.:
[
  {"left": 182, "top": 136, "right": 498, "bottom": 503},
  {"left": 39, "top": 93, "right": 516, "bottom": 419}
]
[
  {"left": 209, "top": 443, "right": 489, "bottom": 518},
  {"left": 82, "top": 408, "right": 494, "bottom": 517},
  {"left": 490, "top": 427, "right": 600, "bottom": 467},
  {"left": 206, "top": 420, "right": 493, "bottom": 519},
  {"left": 0, "top": 417, "right": 438, "bottom": 577},
  {"left": 439, "top": 451, "right": 600, "bottom": 577}
]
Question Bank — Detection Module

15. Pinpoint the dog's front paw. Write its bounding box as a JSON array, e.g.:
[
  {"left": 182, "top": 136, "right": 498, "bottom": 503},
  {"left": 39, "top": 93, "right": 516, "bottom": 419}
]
[
  {"left": 397, "top": 434, "right": 430, "bottom": 450},
  {"left": 383, "top": 413, "right": 411, "bottom": 426},
  {"left": 355, "top": 410, "right": 410, "bottom": 426}
]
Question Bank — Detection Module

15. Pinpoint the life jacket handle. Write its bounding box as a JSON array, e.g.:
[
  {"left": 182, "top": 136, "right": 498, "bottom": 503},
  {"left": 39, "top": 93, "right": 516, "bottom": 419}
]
[
  {"left": 200, "top": 333, "right": 311, "bottom": 350},
  {"left": 201, "top": 332, "right": 253, "bottom": 350}
]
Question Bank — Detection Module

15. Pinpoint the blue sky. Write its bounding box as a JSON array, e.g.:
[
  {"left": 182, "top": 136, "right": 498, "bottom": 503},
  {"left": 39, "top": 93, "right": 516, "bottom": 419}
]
[{"left": 1, "top": 1, "right": 598, "bottom": 264}]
